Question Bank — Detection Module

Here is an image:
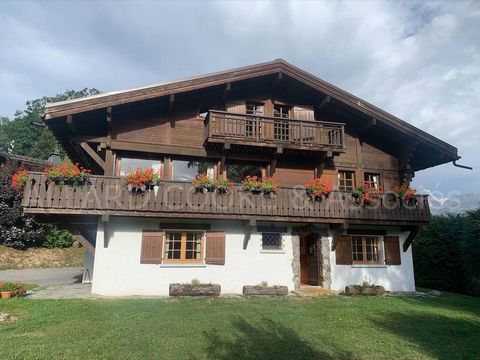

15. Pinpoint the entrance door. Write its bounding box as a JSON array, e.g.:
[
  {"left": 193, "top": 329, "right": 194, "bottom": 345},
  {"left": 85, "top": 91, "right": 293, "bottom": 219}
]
[{"left": 300, "top": 233, "right": 322, "bottom": 286}]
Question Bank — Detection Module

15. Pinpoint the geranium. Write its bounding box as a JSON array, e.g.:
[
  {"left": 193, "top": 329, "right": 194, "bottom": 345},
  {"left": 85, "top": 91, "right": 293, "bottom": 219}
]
[
  {"left": 11, "top": 170, "right": 29, "bottom": 192},
  {"left": 242, "top": 176, "right": 261, "bottom": 192},
  {"left": 260, "top": 177, "right": 279, "bottom": 194},
  {"left": 44, "top": 162, "right": 90, "bottom": 185},
  {"left": 304, "top": 178, "right": 332, "bottom": 198},
  {"left": 392, "top": 184, "right": 416, "bottom": 201},
  {"left": 215, "top": 178, "right": 234, "bottom": 193},
  {"left": 352, "top": 182, "right": 383, "bottom": 205},
  {"left": 125, "top": 168, "right": 159, "bottom": 193},
  {"left": 192, "top": 173, "right": 215, "bottom": 190}
]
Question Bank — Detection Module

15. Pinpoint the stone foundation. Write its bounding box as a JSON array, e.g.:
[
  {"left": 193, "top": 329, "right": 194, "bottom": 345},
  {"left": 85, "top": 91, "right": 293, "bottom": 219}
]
[
  {"left": 320, "top": 236, "right": 332, "bottom": 289},
  {"left": 291, "top": 235, "right": 301, "bottom": 291}
]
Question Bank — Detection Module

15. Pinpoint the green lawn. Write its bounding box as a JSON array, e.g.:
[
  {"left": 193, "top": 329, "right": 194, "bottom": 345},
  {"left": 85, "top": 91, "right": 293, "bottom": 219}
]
[{"left": 0, "top": 293, "right": 479, "bottom": 360}]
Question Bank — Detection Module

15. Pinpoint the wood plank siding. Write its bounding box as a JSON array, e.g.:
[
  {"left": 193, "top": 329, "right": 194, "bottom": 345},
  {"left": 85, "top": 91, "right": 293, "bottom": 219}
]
[{"left": 22, "top": 173, "right": 430, "bottom": 225}]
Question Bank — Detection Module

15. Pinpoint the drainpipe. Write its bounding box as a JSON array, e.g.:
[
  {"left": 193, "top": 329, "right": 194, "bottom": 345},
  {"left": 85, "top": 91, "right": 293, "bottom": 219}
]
[{"left": 452, "top": 158, "right": 473, "bottom": 171}]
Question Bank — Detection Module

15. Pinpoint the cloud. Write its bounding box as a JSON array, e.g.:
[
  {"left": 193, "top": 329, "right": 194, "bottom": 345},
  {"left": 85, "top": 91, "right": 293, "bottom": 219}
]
[{"left": 0, "top": 0, "right": 478, "bottom": 194}]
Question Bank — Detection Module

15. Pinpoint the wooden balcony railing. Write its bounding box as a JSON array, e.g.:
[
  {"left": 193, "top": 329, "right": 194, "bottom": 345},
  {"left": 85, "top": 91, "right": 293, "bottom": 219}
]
[
  {"left": 22, "top": 173, "right": 430, "bottom": 225},
  {"left": 205, "top": 110, "right": 345, "bottom": 152}
]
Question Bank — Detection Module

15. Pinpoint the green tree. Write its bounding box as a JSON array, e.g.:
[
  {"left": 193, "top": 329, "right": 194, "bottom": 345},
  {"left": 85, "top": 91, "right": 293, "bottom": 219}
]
[{"left": 0, "top": 88, "right": 100, "bottom": 159}]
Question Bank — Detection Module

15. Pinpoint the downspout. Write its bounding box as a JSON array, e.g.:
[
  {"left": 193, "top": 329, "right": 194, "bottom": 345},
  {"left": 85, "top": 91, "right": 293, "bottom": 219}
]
[{"left": 452, "top": 159, "right": 473, "bottom": 171}]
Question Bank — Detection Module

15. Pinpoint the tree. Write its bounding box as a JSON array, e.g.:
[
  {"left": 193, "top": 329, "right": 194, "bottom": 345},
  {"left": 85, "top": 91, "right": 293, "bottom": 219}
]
[{"left": 0, "top": 88, "right": 101, "bottom": 160}]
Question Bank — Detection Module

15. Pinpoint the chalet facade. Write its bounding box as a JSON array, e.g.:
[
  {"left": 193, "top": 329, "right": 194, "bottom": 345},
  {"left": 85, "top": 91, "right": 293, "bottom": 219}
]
[{"left": 21, "top": 60, "right": 459, "bottom": 295}]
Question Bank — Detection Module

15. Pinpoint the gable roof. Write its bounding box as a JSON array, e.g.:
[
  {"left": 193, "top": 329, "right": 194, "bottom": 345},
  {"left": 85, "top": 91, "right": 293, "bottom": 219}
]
[{"left": 44, "top": 59, "right": 459, "bottom": 165}]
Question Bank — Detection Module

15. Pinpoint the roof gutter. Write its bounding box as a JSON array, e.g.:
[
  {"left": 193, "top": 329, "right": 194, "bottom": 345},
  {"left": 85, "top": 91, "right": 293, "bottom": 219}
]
[{"left": 453, "top": 158, "right": 473, "bottom": 170}]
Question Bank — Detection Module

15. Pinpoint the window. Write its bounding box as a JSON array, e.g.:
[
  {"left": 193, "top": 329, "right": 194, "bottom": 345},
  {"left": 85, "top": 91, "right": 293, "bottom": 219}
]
[
  {"left": 351, "top": 236, "right": 382, "bottom": 264},
  {"left": 164, "top": 231, "right": 204, "bottom": 262},
  {"left": 338, "top": 170, "right": 355, "bottom": 191},
  {"left": 274, "top": 104, "right": 292, "bottom": 141},
  {"left": 262, "top": 233, "right": 282, "bottom": 250},
  {"left": 364, "top": 173, "right": 381, "bottom": 190},
  {"left": 119, "top": 158, "right": 162, "bottom": 176},
  {"left": 227, "top": 162, "right": 263, "bottom": 183},
  {"left": 246, "top": 102, "right": 263, "bottom": 138},
  {"left": 172, "top": 160, "right": 214, "bottom": 181}
]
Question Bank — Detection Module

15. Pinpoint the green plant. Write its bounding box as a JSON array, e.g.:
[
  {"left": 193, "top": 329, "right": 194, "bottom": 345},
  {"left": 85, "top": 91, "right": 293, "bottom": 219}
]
[
  {"left": 192, "top": 173, "right": 215, "bottom": 192},
  {"left": 42, "top": 225, "right": 74, "bottom": 249},
  {"left": 44, "top": 161, "right": 90, "bottom": 186},
  {"left": 0, "top": 282, "right": 16, "bottom": 292},
  {"left": 215, "top": 178, "right": 233, "bottom": 193}
]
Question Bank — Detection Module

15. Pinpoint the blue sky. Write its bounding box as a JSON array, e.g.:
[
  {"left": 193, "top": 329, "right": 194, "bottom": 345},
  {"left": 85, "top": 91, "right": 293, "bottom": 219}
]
[{"left": 0, "top": 0, "right": 478, "bottom": 196}]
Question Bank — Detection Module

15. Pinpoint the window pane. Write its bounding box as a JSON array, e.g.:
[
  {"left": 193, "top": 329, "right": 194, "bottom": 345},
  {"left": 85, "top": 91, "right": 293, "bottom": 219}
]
[
  {"left": 338, "top": 171, "right": 355, "bottom": 191},
  {"left": 172, "top": 160, "right": 214, "bottom": 181},
  {"left": 227, "top": 163, "right": 263, "bottom": 183},
  {"left": 262, "top": 233, "right": 282, "bottom": 250},
  {"left": 364, "top": 173, "right": 380, "bottom": 189},
  {"left": 120, "top": 158, "right": 162, "bottom": 176},
  {"left": 185, "top": 232, "right": 202, "bottom": 260},
  {"left": 352, "top": 237, "right": 363, "bottom": 261},
  {"left": 165, "top": 232, "right": 182, "bottom": 260},
  {"left": 365, "top": 237, "right": 379, "bottom": 262}
]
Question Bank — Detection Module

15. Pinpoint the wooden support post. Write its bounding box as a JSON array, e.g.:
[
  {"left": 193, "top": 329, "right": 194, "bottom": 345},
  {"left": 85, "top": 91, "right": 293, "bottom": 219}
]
[
  {"left": 402, "top": 226, "right": 420, "bottom": 252},
  {"left": 270, "top": 157, "right": 278, "bottom": 177},
  {"left": 79, "top": 142, "right": 105, "bottom": 169},
  {"left": 102, "top": 214, "right": 110, "bottom": 248},
  {"left": 66, "top": 115, "right": 76, "bottom": 133},
  {"left": 243, "top": 219, "right": 256, "bottom": 250},
  {"left": 272, "top": 72, "right": 283, "bottom": 88}
]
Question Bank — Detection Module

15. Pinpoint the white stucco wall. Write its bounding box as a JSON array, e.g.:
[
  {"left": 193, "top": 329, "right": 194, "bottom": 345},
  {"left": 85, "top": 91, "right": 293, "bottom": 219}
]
[
  {"left": 329, "top": 232, "right": 416, "bottom": 292},
  {"left": 91, "top": 217, "right": 295, "bottom": 296}
]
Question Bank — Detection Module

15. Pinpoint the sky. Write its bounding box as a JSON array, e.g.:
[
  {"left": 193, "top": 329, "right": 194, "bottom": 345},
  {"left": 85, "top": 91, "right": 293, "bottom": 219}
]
[{"left": 0, "top": 0, "right": 478, "bottom": 197}]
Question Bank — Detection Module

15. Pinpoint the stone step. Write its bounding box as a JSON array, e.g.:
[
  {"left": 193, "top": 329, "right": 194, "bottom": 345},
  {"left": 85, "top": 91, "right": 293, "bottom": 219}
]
[{"left": 299, "top": 286, "right": 331, "bottom": 296}]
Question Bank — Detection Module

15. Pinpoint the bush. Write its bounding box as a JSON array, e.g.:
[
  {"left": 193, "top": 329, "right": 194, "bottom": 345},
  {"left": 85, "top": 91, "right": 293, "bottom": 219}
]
[
  {"left": 0, "top": 183, "right": 45, "bottom": 249},
  {"left": 42, "top": 225, "right": 74, "bottom": 249}
]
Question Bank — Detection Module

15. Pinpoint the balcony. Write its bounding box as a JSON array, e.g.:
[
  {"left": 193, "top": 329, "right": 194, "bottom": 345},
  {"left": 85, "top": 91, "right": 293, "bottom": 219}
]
[
  {"left": 22, "top": 173, "right": 430, "bottom": 225},
  {"left": 205, "top": 110, "right": 345, "bottom": 152}
]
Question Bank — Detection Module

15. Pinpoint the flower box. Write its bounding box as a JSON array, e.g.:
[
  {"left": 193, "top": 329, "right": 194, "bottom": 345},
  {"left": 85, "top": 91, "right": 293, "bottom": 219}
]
[
  {"left": 125, "top": 168, "right": 159, "bottom": 194},
  {"left": 242, "top": 176, "right": 278, "bottom": 195},
  {"left": 44, "top": 162, "right": 90, "bottom": 187},
  {"left": 304, "top": 178, "right": 332, "bottom": 201},
  {"left": 169, "top": 283, "right": 221, "bottom": 297}
]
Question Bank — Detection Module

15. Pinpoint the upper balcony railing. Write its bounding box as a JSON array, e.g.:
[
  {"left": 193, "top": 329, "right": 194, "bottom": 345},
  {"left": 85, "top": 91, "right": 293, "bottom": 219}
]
[
  {"left": 205, "top": 110, "right": 345, "bottom": 152},
  {"left": 21, "top": 173, "right": 430, "bottom": 225}
]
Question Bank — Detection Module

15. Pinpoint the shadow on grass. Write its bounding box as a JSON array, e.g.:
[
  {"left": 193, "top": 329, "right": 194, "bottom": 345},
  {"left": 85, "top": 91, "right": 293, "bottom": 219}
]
[
  {"left": 201, "top": 317, "right": 354, "bottom": 360},
  {"left": 371, "top": 311, "right": 480, "bottom": 360}
]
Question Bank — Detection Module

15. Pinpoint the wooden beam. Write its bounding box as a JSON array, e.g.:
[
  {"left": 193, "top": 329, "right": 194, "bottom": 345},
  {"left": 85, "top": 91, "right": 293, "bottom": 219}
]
[
  {"left": 168, "top": 94, "right": 175, "bottom": 114},
  {"left": 318, "top": 96, "right": 331, "bottom": 110},
  {"left": 243, "top": 219, "right": 256, "bottom": 249},
  {"left": 70, "top": 229, "right": 95, "bottom": 256},
  {"left": 66, "top": 115, "right": 76, "bottom": 133},
  {"left": 73, "top": 136, "right": 107, "bottom": 143},
  {"left": 79, "top": 141, "right": 105, "bottom": 169},
  {"left": 272, "top": 72, "right": 283, "bottom": 88},
  {"left": 222, "top": 83, "right": 231, "bottom": 101},
  {"left": 403, "top": 226, "right": 420, "bottom": 252},
  {"left": 270, "top": 157, "right": 277, "bottom": 177}
]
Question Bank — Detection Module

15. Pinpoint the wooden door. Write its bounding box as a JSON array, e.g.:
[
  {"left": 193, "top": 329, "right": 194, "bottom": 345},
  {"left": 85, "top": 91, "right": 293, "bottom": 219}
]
[{"left": 307, "top": 235, "right": 321, "bottom": 286}]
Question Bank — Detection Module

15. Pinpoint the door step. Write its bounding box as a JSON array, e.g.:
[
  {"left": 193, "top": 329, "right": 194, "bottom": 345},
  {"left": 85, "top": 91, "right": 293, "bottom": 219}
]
[{"left": 299, "top": 286, "right": 331, "bottom": 296}]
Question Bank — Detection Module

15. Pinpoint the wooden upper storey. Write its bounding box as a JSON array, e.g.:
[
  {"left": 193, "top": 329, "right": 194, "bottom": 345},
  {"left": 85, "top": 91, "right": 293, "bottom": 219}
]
[{"left": 42, "top": 60, "right": 459, "bottom": 192}]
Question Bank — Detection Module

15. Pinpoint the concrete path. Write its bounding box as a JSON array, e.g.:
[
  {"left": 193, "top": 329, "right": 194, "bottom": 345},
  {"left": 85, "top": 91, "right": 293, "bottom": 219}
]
[
  {"left": 0, "top": 267, "right": 83, "bottom": 287},
  {"left": 0, "top": 267, "right": 97, "bottom": 299}
]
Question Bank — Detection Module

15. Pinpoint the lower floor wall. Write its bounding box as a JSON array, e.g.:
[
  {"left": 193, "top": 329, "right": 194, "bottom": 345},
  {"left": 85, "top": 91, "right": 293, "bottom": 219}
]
[
  {"left": 329, "top": 233, "right": 415, "bottom": 292},
  {"left": 90, "top": 217, "right": 416, "bottom": 296}
]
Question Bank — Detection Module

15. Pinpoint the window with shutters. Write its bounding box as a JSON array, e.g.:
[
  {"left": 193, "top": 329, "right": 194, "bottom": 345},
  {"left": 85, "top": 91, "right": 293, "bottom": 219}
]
[
  {"left": 351, "top": 236, "right": 382, "bottom": 264},
  {"left": 163, "top": 231, "right": 204, "bottom": 263},
  {"left": 261, "top": 233, "right": 282, "bottom": 250}
]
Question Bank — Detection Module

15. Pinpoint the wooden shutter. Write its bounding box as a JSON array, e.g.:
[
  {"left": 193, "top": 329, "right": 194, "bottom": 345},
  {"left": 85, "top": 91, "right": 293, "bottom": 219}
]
[
  {"left": 205, "top": 231, "right": 226, "bottom": 265},
  {"left": 384, "top": 236, "right": 401, "bottom": 265},
  {"left": 335, "top": 235, "right": 352, "bottom": 265},
  {"left": 140, "top": 230, "right": 164, "bottom": 264}
]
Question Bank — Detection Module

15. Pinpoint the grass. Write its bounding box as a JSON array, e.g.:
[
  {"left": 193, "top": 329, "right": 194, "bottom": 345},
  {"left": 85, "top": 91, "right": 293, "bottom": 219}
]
[
  {"left": 0, "top": 293, "right": 479, "bottom": 360},
  {"left": 0, "top": 245, "right": 84, "bottom": 270}
]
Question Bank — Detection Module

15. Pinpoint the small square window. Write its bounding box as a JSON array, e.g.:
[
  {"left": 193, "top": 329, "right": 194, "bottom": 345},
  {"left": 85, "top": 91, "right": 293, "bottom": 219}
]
[{"left": 262, "top": 233, "right": 282, "bottom": 250}]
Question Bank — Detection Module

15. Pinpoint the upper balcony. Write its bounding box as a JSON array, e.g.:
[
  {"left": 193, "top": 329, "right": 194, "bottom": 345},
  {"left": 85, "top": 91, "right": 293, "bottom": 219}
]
[
  {"left": 21, "top": 173, "right": 430, "bottom": 226},
  {"left": 205, "top": 110, "right": 345, "bottom": 153}
]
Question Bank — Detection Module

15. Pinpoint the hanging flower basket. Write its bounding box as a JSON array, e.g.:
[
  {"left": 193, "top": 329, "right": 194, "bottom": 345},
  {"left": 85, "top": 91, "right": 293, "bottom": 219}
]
[
  {"left": 392, "top": 185, "right": 417, "bottom": 207},
  {"left": 44, "top": 162, "right": 90, "bottom": 187}
]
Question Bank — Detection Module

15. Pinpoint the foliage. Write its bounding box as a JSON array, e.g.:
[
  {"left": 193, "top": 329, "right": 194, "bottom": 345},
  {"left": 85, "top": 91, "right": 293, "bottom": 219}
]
[
  {"left": 44, "top": 161, "right": 90, "bottom": 185},
  {"left": 392, "top": 184, "right": 416, "bottom": 201},
  {"left": 352, "top": 183, "right": 383, "bottom": 204},
  {"left": 0, "top": 164, "right": 44, "bottom": 249},
  {"left": 304, "top": 178, "right": 332, "bottom": 199},
  {"left": 125, "top": 168, "right": 160, "bottom": 193},
  {"left": 0, "top": 295, "right": 479, "bottom": 359},
  {"left": 42, "top": 225, "right": 74, "bottom": 249},
  {"left": 192, "top": 173, "right": 215, "bottom": 189},
  {"left": 242, "top": 176, "right": 279, "bottom": 194},
  {"left": 0, "top": 282, "right": 27, "bottom": 296},
  {"left": 215, "top": 178, "right": 234, "bottom": 193},
  {"left": 413, "top": 209, "right": 480, "bottom": 296},
  {"left": 0, "top": 88, "right": 101, "bottom": 160},
  {"left": 11, "top": 169, "right": 29, "bottom": 192}
]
